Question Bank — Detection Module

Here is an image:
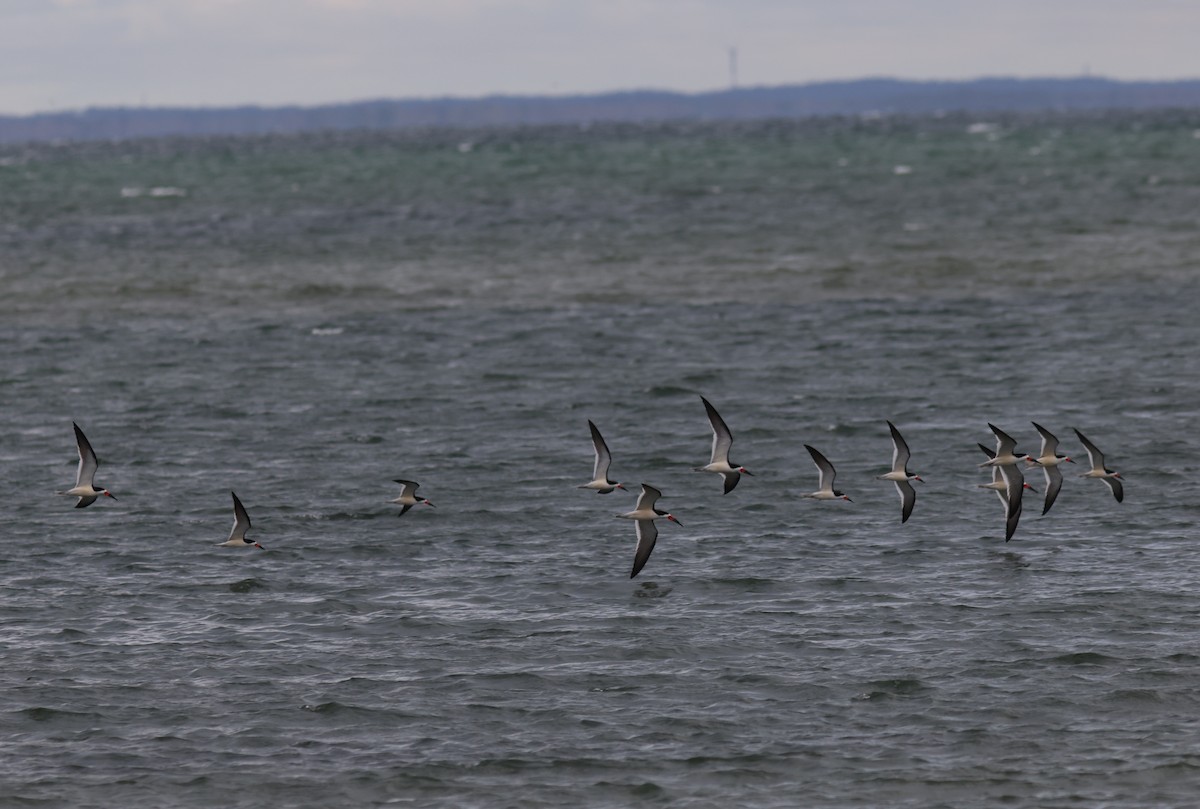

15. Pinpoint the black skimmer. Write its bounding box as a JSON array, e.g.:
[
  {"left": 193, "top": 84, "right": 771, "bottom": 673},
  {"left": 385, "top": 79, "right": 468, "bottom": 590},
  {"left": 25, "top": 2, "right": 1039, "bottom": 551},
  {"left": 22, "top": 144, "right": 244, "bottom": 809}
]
[
  {"left": 216, "top": 492, "right": 264, "bottom": 549},
  {"left": 58, "top": 422, "right": 118, "bottom": 508},
  {"left": 578, "top": 421, "right": 626, "bottom": 494},
  {"left": 802, "top": 445, "right": 851, "bottom": 502},
  {"left": 390, "top": 479, "right": 435, "bottom": 516},
  {"left": 978, "top": 444, "right": 1035, "bottom": 541},
  {"left": 979, "top": 423, "right": 1037, "bottom": 468},
  {"left": 695, "top": 396, "right": 753, "bottom": 493},
  {"left": 1073, "top": 428, "right": 1124, "bottom": 503},
  {"left": 617, "top": 484, "right": 682, "bottom": 578},
  {"left": 1029, "top": 422, "right": 1075, "bottom": 515},
  {"left": 877, "top": 421, "right": 922, "bottom": 522}
]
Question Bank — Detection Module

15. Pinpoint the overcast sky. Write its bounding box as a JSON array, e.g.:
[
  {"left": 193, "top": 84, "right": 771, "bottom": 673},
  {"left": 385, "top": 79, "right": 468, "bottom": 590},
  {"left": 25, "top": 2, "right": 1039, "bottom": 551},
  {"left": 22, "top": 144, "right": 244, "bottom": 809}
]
[{"left": 3, "top": 0, "right": 1199, "bottom": 115}]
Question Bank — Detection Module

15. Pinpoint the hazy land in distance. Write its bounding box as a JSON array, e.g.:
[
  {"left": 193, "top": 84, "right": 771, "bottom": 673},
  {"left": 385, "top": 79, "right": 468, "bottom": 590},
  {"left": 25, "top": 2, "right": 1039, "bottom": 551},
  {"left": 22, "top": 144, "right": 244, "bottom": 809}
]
[{"left": 4, "top": 77, "right": 1200, "bottom": 144}]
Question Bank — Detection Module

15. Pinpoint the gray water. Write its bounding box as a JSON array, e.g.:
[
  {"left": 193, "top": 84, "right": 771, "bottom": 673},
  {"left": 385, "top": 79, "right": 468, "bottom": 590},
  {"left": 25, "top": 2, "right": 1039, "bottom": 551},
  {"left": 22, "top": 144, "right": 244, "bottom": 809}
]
[{"left": 3, "top": 114, "right": 1200, "bottom": 807}]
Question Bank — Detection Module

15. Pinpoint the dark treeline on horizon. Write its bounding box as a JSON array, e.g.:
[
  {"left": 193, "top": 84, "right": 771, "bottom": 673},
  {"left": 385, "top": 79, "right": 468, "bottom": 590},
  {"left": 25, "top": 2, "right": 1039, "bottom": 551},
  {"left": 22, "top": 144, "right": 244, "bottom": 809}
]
[{"left": 4, "top": 77, "right": 1200, "bottom": 144}]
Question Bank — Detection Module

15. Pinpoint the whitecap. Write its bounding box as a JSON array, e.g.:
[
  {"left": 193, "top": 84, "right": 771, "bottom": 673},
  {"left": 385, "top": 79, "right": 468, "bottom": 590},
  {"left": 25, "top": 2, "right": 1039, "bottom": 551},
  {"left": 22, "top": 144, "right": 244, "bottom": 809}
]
[{"left": 120, "top": 186, "right": 186, "bottom": 198}]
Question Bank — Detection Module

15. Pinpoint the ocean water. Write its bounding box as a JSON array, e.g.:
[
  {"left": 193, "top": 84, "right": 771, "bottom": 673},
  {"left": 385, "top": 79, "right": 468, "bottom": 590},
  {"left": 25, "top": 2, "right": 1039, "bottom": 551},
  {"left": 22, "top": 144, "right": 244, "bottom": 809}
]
[{"left": 2, "top": 113, "right": 1200, "bottom": 807}]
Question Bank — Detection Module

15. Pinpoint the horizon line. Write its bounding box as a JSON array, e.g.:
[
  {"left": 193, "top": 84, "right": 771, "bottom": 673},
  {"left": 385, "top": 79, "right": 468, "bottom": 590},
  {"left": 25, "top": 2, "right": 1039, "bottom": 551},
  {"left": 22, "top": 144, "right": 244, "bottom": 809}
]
[{"left": 8, "top": 73, "right": 1200, "bottom": 119}]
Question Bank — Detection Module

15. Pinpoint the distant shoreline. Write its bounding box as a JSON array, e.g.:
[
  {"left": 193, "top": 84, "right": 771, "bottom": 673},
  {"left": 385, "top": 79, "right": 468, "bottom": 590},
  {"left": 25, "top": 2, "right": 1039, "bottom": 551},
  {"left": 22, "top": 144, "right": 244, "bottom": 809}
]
[{"left": 4, "top": 76, "right": 1200, "bottom": 144}]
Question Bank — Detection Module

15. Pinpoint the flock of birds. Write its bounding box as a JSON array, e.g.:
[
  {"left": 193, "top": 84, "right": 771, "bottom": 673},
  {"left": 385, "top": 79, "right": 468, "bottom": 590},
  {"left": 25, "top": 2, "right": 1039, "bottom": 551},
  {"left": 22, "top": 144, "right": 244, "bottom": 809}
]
[
  {"left": 581, "top": 397, "right": 1124, "bottom": 577},
  {"left": 59, "top": 396, "right": 1125, "bottom": 578}
]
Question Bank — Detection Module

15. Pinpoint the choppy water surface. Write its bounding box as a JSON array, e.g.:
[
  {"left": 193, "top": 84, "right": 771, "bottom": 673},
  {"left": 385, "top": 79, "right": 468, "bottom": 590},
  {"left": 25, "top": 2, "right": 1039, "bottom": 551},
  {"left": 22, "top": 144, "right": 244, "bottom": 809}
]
[{"left": 3, "top": 113, "right": 1200, "bottom": 807}]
